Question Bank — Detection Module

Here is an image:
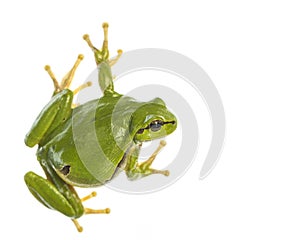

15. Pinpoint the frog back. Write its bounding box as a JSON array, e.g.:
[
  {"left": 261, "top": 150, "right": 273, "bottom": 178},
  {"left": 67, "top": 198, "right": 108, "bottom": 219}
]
[{"left": 39, "top": 94, "right": 142, "bottom": 187}]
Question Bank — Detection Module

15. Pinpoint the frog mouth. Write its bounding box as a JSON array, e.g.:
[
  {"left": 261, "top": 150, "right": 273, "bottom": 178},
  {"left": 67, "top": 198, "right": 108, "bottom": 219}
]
[{"left": 136, "top": 120, "right": 176, "bottom": 134}]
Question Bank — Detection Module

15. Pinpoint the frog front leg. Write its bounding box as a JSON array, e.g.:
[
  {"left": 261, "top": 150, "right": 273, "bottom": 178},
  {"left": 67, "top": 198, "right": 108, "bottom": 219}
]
[{"left": 125, "top": 140, "right": 170, "bottom": 180}]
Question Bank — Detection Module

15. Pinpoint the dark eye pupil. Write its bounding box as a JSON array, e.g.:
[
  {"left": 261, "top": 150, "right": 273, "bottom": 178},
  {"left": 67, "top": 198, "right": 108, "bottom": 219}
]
[{"left": 150, "top": 120, "right": 163, "bottom": 132}]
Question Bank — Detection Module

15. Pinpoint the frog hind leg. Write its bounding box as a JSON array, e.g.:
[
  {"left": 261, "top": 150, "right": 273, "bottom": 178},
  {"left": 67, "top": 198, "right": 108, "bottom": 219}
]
[
  {"left": 125, "top": 140, "right": 170, "bottom": 180},
  {"left": 24, "top": 171, "right": 78, "bottom": 217},
  {"left": 24, "top": 159, "right": 110, "bottom": 232},
  {"left": 25, "top": 55, "right": 92, "bottom": 148},
  {"left": 24, "top": 89, "right": 73, "bottom": 147}
]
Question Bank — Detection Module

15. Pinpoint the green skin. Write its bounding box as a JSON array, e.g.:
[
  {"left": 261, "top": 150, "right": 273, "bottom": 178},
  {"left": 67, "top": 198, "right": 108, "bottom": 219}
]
[{"left": 24, "top": 33, "right": 177, "bottom": 221}]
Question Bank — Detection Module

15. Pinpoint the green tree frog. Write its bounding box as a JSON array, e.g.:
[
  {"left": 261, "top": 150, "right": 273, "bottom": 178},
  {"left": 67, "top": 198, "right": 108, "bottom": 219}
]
[{"left": 24, "top": 23, "right": 177, "bottom": 232}]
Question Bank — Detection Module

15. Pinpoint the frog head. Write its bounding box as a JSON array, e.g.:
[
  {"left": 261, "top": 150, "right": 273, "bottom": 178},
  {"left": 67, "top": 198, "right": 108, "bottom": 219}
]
[{"left": 130, "top": 98, "right": 177, "bottom": 143}]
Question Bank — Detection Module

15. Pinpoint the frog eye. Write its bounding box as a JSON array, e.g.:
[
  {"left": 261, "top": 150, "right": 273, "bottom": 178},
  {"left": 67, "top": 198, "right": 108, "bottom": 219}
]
[
  {"left": 149, "top": 120, "right": 164, "bottom": 132},
  {"left": 136, "top": 120, "right": 170, "bottom": 134}
]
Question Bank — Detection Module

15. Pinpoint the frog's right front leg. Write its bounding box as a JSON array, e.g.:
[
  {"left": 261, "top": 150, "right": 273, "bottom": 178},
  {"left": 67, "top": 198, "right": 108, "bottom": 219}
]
[{"left": 125, "top": 140, "right": 170, "bottom": 180}]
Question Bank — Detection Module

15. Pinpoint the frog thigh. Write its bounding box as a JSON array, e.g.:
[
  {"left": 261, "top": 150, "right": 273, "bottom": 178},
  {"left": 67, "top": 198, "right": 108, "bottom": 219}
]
[
  {"left": 24, "top": 171, "right": 76, "bottom": 217},
  {"left": 25, "top": 89, "right": 73, "bottom": 147}
]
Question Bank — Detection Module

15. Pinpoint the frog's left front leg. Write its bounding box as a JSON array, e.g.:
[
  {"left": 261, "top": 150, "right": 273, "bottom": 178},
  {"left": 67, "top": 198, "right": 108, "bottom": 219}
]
[{"left": 125, "top": 140, "right": 169, "bottom": 180}]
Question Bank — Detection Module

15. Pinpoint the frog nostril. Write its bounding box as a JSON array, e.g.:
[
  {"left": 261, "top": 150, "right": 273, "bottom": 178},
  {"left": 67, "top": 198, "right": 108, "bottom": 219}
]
[{"left": 137, "top": 129, "right": 144, "bottom": 134}]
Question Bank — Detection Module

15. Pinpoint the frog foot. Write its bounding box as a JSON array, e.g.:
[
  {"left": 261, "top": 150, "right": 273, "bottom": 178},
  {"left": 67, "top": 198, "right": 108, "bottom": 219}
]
[
  {"left": 83, "top": 22, "right": 123, "bottom": 66},
  {"left": 71, "top": 191, "right": 110, "bottom": 232},
  {"left": 108, "top": 49, "right": 123, "bottom": 67},
  {"left": 139, "top": 140, "right": 170, "bottom": 176},
  {"left": 126, "top": 140, "right": 170, "bottom": 180},
  {"left": 44, "top": 54, "right": 92, "bottom": 95}
]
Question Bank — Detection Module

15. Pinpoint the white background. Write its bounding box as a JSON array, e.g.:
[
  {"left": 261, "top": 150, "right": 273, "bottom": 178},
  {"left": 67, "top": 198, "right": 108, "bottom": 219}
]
[{"left": 1, "top": 0, "right": 300, "bottom": 239}]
